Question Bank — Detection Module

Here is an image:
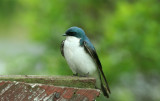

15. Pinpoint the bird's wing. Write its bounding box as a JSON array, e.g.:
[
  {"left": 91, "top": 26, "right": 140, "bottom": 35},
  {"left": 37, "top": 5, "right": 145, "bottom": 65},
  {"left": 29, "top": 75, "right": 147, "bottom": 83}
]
[
  {"left": 83, "top": 41, "right": 111, "bottom": 96},
  {"left": 60, "top": 40, "right": 65, "bottom": 57}
]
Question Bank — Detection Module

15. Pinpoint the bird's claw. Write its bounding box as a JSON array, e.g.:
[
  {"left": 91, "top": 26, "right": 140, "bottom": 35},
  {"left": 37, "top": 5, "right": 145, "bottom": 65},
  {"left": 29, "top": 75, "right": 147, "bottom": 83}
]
[
  {"left": 73, "top": 73, "right": 78, "bottom": 76},
  {"left": 79, "top": 72, "right": 89, "bottom": 77}
]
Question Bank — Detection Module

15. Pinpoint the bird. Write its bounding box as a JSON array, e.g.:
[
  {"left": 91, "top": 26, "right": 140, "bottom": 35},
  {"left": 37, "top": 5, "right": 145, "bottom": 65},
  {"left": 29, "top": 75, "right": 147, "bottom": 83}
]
[{"left": 60, "top": 26, "right": 111, "bottom": 98}]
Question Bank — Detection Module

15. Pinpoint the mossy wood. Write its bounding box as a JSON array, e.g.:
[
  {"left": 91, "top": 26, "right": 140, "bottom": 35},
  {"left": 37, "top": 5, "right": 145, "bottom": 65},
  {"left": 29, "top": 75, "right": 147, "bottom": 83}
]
[{"left": 0, "top": 75, "right": 96, "bottom": 88}]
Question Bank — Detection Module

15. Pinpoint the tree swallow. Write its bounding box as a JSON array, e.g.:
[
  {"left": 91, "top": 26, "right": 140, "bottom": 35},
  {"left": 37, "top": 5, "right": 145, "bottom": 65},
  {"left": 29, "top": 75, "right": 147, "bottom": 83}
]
[{"left": 60, "top": 27, "right": 111, "bottom": 98}]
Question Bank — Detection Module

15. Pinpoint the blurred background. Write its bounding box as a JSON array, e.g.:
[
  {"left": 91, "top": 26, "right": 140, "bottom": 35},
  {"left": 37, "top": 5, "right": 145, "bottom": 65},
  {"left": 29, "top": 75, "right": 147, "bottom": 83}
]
[{"left": 0, "top": 0, "right": 160, "bottom": 101}]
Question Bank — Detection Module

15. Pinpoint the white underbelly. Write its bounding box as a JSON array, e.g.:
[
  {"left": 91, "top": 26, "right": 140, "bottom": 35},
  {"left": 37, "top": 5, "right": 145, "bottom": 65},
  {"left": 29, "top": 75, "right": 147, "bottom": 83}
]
[{"left": 63, "top": 37, "right": 97, "bottom": 76}]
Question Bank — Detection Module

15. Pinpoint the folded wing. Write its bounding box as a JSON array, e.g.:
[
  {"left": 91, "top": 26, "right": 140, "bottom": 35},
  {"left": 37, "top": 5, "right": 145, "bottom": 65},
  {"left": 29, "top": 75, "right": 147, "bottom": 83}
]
[{"left": 83, "top": 41, "right": 111, "bottom": 98}]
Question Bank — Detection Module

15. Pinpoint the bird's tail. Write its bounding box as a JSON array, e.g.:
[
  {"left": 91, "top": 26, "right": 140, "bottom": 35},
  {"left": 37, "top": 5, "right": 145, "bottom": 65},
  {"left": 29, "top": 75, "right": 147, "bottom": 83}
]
[
  {"left": 101, "top": 83, "right": 110, "bottom": 98},
  {"left": 94, "top": 69, "right": 111, "bottom": 98},
  {"left": 99, "top": 71, "right": 111, "bottom": 98}
]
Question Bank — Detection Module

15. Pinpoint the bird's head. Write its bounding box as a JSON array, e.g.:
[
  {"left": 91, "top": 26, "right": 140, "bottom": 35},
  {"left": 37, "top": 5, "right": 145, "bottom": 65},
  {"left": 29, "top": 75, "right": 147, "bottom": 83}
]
[{"left": 63, "top": 27, "right": 85, "bottom": 38}]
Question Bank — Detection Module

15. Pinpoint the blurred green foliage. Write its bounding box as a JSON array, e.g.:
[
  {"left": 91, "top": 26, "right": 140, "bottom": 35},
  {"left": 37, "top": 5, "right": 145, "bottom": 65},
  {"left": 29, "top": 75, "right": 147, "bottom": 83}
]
[{"left": 0, "top": 0, "right": 160, "bottom": 101}]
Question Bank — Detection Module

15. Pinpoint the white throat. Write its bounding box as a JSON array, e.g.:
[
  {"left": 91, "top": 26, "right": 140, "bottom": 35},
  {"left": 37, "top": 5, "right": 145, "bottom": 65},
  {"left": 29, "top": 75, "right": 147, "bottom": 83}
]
[{"left": 65, "top": 36, "right": 81, "bottom": 43}]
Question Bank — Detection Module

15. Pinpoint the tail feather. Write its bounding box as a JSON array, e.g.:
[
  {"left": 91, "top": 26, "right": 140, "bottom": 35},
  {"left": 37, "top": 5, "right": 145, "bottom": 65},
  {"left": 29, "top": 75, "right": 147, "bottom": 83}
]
[{"left": 101, "top": 83, "right": 109, "bottom": 98}]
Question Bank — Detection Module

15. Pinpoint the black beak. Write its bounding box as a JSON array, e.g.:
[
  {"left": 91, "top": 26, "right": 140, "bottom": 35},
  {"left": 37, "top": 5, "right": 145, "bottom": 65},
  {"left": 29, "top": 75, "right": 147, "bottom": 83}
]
[{"left": 63, "top": 34, "right": 67, "bottom": 36}]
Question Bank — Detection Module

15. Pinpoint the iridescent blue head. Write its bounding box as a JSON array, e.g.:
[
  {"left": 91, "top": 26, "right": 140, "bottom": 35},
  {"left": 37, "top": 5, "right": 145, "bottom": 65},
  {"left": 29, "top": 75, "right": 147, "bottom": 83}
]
[{"left": 63, "top": 27, "right": 86, "bottom": 38}]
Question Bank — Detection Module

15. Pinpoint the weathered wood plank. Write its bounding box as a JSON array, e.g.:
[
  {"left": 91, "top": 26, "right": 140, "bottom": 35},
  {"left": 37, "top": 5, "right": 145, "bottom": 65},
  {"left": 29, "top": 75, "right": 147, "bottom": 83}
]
[{"left": 0, "top": 75, "right": 96, "bottom": 88}]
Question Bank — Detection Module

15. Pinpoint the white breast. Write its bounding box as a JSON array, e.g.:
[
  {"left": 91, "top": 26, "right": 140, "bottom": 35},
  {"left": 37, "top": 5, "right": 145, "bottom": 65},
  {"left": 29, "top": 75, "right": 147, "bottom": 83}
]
[{"left": 63, "top": 36, "right": 97, "bottom": 76}]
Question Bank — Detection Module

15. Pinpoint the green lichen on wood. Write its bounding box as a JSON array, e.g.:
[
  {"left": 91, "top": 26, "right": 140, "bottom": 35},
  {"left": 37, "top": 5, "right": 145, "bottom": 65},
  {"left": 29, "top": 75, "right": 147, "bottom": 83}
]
[{"left": 0, "top": 75, "right": 96, "bottom": 88}]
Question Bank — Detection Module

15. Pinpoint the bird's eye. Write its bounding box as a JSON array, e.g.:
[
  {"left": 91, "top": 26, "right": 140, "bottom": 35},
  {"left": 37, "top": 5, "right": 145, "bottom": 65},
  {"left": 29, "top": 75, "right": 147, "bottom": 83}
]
[{"left": 69, "top": 32, "right": 75, "bottom": 35}]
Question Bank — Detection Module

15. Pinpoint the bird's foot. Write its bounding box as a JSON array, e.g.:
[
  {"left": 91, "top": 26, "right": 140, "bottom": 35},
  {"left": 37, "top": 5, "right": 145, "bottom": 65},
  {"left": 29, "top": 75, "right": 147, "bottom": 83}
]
[
  {"left": 79, "top": 72, "right": 89, "bottom": 77},
  {"left": 73, "top": 73, "right": 78, "bottom": 76}
]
